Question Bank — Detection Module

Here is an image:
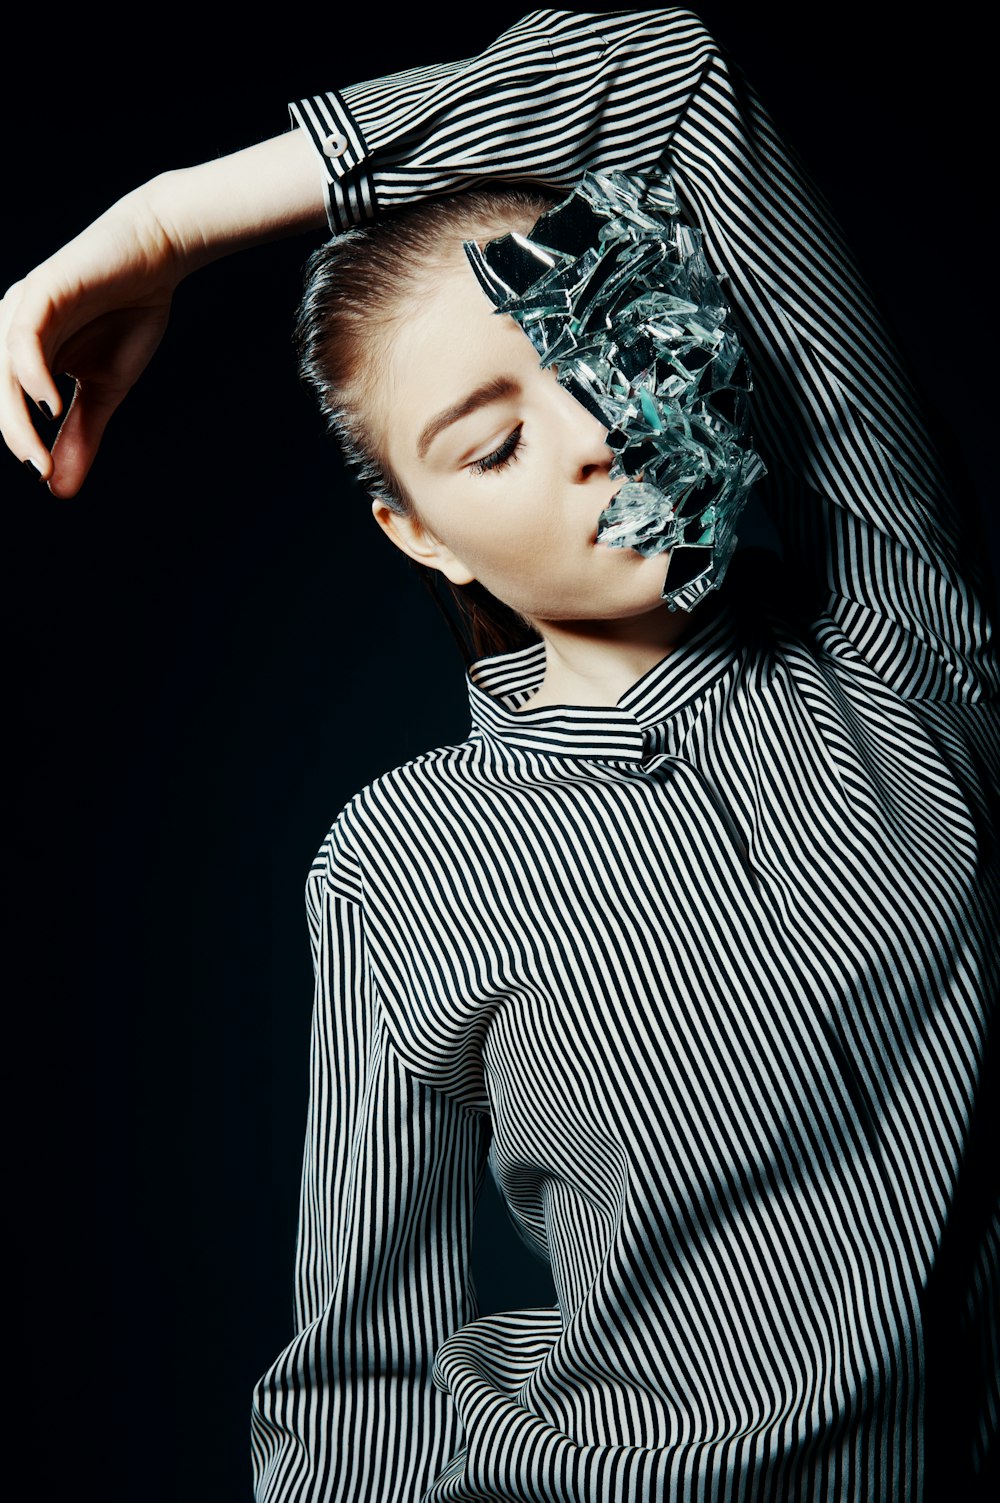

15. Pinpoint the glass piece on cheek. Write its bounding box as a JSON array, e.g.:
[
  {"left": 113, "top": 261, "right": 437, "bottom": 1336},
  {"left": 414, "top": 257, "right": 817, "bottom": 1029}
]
[
  {"left": 464, "top": 166, "right": 767, "bottom": 612},
  {"left": 615, "top": 334, "right": 658, "bottom": 382}
]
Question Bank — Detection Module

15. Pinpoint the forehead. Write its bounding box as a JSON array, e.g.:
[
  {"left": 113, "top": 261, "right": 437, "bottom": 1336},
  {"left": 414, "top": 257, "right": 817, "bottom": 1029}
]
[{"left": 380, "top": 256, "right": 538, "bottom": 451}]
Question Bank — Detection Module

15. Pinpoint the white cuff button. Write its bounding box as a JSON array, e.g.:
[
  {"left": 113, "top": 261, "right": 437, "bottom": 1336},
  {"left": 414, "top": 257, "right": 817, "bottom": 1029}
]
[{"left": 322, "top": 131, "right": 350, "bottom": 159}]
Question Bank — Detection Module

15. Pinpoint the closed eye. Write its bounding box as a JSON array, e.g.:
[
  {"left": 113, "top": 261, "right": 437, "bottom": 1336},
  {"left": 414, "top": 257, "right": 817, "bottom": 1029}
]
[{"left": 468, "top": 424, "right": 524, "bottom": 476}]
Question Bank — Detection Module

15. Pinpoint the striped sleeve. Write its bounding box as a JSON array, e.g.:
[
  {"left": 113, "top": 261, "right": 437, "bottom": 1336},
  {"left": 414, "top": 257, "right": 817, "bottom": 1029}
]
[
  {"left": 288, "top": 8, "right": 713, "bottom": 232},
  {"left": 250, "top": 822, "right": 489, "bottom": 1502},
  {"left": 662, "top": 40, "right": 999, "bottom": 703},
  {"left": 289, "top": 5, "right": 997, "bottom": 702}
]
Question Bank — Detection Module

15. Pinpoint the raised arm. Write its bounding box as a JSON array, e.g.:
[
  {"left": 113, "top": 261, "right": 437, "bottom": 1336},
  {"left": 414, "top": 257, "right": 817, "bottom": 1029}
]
[
  {"left": 292, "top": 5, "right": 997, "bottom": 701},
  {"left": 252, "top": 825, "right": 488, "bottom": 1502},
  {"left": 662, "top": 37, "right": 998, "bottom": 701},
  {"left": 6, "top": 7, "right": 993, "bottom": 695},
  {"left": 0, "top": 130, "right": 327, "bottom": 496},
  {"left": 0, "top": 8, "right": 708, "bottom": 496}
]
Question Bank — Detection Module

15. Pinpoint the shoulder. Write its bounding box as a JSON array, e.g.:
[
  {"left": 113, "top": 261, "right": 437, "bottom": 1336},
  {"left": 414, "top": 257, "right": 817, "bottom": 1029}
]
[
  {"left": 350, "top": 739, "right": 485, "bottom": 833},
  {"left": 308, "top": 739, "right": 484, "bottom": 903}
]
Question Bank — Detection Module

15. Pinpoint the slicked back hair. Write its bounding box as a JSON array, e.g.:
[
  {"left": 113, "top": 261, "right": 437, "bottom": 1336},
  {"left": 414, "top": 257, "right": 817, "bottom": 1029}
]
[{"left": 296, "top": 186, "right": 559, "bottom": 664}]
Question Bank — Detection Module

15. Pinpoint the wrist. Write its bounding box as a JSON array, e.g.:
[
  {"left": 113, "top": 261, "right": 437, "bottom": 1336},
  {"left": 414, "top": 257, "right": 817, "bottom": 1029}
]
[
  {"left": 117, "top": 177, "right": 194, "bottom": 282},
  {"left": 140, "top": 130, "right": 330, "bottom": 275}
]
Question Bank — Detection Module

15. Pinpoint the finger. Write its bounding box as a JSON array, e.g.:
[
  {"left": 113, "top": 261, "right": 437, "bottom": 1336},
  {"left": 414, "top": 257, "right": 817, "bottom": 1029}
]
[
  {"left": 0, "top": 290, "right": 61, "bottom": 482},
  {"left": 44, "top": 306, "right": 172, "bottom": 494},
  {"left": 47, "top": 382, "right": 122, "bottom": 498},
  {"left": 0, "top": 375, "right": 53, "bottom": 482},
  {"left": 6, "top": 322, "right": 64, "bottom": 422}
]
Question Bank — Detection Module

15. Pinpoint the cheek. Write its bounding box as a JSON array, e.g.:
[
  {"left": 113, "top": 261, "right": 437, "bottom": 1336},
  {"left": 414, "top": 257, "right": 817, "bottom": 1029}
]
[
  {"left": 427, "top": 470, "right": 531, "bottom": 547},
  {"left": 457, "top": 491, "right": 565, "bottom": 585},
  {"left": 460, "top": 533, "right": 538, "bottom": 593}
]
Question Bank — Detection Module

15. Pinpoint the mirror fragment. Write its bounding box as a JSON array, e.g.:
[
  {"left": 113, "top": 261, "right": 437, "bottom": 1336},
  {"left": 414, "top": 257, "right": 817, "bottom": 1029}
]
[{"left": 464, "top": 168, "right": 766, "bottom": 610}]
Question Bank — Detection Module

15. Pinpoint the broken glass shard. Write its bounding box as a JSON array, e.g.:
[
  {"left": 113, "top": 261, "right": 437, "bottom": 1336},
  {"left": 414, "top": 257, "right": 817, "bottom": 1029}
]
[{"left": 464, "top": 167, "right": 766, "bottom": 611}]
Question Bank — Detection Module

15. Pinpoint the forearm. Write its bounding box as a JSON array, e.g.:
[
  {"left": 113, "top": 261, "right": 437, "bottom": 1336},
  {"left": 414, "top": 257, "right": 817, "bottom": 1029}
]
[
  {"left": 294, "top": 8, "right": 714, "bottom": 233},
  {"left": 141, "top": 127, "right": 329, "bottom": 276},
  {"left": 0, "top": 124, "right": 330, "bottom": 492}
]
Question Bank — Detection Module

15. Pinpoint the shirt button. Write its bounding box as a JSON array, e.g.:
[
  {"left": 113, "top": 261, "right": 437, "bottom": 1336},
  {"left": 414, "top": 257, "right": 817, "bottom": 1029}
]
[{"left": 322, "top": 130, "right": 350, "bottom": 160}]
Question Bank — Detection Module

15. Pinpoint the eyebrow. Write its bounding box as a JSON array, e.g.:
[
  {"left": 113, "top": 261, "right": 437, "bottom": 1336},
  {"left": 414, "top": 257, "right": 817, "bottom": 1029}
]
[{"left": 416, "top": 376, "right": 520, "bottom": 460}]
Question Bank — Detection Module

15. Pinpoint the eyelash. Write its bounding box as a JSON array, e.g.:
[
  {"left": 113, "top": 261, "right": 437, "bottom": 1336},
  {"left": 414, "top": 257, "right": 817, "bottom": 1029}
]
[{"left": 468, "top": 424, "right": 524, "bottom": 476}]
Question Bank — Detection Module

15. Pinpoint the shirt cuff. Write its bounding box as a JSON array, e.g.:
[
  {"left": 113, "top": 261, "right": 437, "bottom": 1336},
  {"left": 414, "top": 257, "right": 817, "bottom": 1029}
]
[{"left": 288, "top": 91, "right": 378, "bottom": 234}]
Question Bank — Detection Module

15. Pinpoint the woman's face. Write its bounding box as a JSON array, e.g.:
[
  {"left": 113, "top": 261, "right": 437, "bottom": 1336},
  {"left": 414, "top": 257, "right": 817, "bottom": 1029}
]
[{"left": 373, "top": 253, "right": 678, "bottom": 629}]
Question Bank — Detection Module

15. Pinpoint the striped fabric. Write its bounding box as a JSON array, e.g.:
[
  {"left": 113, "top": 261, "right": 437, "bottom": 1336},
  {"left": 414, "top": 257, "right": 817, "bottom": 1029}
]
[{"left": 257, "top": 9, "right": 1000, "bottom": 1500}]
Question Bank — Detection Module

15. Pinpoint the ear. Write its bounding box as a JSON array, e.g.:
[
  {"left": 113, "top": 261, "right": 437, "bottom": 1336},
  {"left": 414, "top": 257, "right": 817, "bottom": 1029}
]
[{"left": 370, "top": 497, "right": 475, "bottom": 586}]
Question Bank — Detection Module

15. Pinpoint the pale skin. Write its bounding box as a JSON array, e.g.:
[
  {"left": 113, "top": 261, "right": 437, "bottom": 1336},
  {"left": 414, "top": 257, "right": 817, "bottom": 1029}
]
[
  {"left": 0, "top": 129, "right": 326, "bottom": 496},
  {"left": 370, "top": 251, "right": 700, "bottom": 708},
  {"left": 1, "top": 128, "right": 701, "bottom": 707}
]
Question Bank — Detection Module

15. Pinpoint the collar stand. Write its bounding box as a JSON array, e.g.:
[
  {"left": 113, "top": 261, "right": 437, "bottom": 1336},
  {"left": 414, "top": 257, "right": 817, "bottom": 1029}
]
[{"left": 466, "top": 590, "right": 742, "bottom": 761}]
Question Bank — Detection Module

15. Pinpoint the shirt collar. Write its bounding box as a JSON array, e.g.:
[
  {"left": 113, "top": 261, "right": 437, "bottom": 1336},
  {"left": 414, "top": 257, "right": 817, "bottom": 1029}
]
[{"left": 466, "top": 588, "right": 743, "bottom": 761}]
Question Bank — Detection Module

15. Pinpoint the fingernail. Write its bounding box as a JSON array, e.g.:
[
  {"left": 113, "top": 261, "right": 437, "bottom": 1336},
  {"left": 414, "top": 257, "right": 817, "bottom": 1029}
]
[
  {"left": 23, "top": 458, "right": 45, "bottom": 482},
  {"left": 35, "top": 399, "right": 55, "bottom": 422}
]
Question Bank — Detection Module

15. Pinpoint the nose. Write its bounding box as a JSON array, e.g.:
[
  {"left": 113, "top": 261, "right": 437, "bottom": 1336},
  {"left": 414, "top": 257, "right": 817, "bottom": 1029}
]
[{"left": 548, "top": 369, "right": 615, "bottom": 480}]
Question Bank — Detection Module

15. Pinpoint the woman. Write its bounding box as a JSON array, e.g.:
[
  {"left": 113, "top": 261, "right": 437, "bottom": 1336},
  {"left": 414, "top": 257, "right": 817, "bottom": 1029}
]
[{"left": 2, "top": 8, "right": 996, "bottom": 1501}]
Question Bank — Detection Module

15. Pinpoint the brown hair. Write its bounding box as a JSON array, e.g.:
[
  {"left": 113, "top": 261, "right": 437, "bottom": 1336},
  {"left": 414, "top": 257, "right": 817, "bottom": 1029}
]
[{"left": 295, "top": 185, "right": 560, "bottom": 665}]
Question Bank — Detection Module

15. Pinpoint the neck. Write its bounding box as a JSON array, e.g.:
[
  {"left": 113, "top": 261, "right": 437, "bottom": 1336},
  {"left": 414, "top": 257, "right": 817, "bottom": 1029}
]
[{"left": 519, "top": 599, "right": 713, "bottom": 710}]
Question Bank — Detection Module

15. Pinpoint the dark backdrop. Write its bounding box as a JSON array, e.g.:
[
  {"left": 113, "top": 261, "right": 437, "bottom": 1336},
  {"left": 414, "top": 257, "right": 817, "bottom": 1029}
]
[{"left": 4, "top": 5, "right": 994, "bottom": 1497}]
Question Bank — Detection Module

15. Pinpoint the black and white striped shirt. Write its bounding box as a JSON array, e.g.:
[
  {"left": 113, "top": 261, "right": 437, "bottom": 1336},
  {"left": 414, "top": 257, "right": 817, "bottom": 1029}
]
[{"left": 252, "top": 10, "right": 999, "bottom": 1500}]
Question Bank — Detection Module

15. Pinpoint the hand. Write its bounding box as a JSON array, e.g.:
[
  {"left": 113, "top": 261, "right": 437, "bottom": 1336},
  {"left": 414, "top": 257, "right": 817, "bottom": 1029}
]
[
  {"left": 0, "top": 183, "right": 187, "bottom": 492},
  {"left": 2, "top": 129, "right": 330, "bottom": 498},
  {"left": 0, "top": 187, "right": 184, "bottom": 496}
]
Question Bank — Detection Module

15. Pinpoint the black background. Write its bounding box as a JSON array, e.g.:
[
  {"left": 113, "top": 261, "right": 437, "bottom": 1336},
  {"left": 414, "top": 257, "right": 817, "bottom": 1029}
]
[{"left": 3, "top": 4, "right": 994, "bottom": 1497}]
